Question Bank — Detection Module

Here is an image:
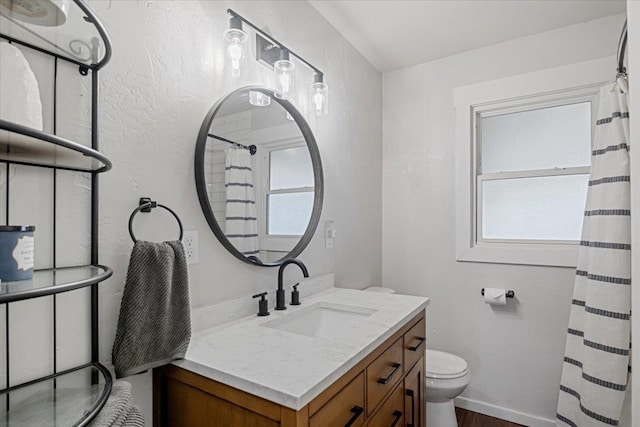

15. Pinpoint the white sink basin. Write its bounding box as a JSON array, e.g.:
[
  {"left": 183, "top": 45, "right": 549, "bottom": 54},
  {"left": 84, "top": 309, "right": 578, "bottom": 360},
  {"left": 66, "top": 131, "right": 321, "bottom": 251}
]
[{"left": 262, "top": 302, "right": 377, "bottom": 339}]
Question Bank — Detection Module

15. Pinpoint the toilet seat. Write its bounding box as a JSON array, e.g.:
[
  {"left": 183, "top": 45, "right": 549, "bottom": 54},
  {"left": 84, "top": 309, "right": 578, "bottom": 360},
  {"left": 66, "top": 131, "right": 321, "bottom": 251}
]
[{"left": 426, "top": 350, "right": 469, "bottom": 379}]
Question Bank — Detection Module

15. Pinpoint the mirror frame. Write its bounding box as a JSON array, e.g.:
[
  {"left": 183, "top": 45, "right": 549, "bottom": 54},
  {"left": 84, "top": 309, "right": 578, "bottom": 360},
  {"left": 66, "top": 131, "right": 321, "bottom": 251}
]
[{"left": 194, "top": 86, "right": 324, "bottom": 267}]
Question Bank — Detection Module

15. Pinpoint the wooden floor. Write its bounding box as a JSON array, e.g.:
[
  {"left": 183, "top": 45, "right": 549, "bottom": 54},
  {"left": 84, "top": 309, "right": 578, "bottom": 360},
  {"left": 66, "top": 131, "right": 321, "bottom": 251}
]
[{"left": 456, "top": 407, "right": 525, "bottom": 427}]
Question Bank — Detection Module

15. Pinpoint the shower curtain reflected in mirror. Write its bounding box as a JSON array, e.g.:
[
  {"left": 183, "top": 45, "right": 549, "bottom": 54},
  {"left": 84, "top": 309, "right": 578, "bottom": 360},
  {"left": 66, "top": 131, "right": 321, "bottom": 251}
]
[{"left": 224, "top": 147, "right": 259, "bottom": 257}]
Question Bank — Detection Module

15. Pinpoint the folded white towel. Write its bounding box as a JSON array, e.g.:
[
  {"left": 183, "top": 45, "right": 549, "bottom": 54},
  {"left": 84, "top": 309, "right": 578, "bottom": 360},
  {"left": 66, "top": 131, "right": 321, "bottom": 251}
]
[{"left": 0, "top": 42, "right": 43, "bottom": 130}]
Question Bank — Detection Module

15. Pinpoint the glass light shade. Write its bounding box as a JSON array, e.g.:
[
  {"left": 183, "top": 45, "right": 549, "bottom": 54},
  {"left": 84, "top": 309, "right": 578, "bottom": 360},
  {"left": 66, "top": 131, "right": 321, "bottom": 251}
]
[
  {"left": 273, "top": 59, "right": 295, "bottom": 99},
  {"left": 309, "top": 82, "right": 329, "bottom": 117},
  {"left": 223, "top": 28, "right": 247, "bottom": 78},
  {"left": 250, "top": 90, "right": 271, "bottom": 107}
]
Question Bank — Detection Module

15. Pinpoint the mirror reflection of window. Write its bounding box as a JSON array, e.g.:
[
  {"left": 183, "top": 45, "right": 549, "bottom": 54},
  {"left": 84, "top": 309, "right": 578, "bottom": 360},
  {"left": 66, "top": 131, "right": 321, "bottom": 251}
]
[{"left": 266, "top": 145, "right": 314, "bottom": 236}]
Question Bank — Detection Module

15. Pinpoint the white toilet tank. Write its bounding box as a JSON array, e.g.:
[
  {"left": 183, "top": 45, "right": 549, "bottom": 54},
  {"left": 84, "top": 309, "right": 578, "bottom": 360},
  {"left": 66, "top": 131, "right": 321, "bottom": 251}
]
[{"left": 363, "top": 286, "right": 396, "bottom": 294}]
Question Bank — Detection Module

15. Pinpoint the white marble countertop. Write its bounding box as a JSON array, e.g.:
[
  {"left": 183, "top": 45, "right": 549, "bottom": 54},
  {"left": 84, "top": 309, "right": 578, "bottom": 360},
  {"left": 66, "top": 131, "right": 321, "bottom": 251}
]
[{"left": 176, "top": 286, "right": 429, "bottom": 410}]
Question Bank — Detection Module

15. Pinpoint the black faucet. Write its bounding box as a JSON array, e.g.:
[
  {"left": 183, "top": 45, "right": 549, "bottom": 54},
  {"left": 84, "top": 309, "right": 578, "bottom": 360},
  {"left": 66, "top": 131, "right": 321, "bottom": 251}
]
[{"left": 276, "top": 259, "right": 309, "bottom": 310}]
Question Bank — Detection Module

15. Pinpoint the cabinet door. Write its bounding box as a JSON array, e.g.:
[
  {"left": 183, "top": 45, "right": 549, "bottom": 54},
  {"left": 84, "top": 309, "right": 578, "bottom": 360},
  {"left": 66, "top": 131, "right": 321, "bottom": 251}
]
[
  {"left": 162, "top": 376, "right": 278, "bottom": 427},
  {"left": 404, "top": 356, "right": 424, "bottom": 427}
]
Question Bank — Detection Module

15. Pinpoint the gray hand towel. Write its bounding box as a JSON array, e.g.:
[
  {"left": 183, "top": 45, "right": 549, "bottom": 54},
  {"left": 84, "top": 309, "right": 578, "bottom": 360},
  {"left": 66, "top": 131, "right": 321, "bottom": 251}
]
[{"left": 112, "top": 240, "right": 191, "bottom": 379}]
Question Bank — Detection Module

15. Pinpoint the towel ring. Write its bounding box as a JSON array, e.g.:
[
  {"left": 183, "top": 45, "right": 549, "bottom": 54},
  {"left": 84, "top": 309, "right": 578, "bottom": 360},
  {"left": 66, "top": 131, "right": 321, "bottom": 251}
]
[{"left": 129, "top": 197, "right": 184, "bottom": 243}]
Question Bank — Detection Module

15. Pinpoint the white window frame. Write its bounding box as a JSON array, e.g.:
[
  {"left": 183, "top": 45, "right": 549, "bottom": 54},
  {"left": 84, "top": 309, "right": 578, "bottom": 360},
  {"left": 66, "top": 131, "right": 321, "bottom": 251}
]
[{"left": 454, "top": 56, "right": 613, "bottom": 267}]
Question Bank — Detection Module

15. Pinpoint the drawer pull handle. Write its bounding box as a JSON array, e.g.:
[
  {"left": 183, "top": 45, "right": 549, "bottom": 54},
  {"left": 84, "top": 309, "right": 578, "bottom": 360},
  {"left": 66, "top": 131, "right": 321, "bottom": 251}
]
[
  {"left": 377, "top": 362, "right": 401, "bottom": 384},
  {"left": 345, "top": 405, "right": 364, "bottom": 427},
  {"left": 408, "top": 337, "right": 425, "bottom": 352},
  {"left": 390, "top": 410, "right": 403, "bottom": 427},
  {"left": 406, "top": 389, "right": 415, "bottom": 427}
]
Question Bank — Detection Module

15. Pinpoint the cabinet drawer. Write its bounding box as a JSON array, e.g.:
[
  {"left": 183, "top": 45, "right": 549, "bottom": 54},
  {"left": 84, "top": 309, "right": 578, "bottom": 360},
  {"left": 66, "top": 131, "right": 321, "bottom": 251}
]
[
  {"left": 367, "top": 383, "right": 405, "bottom": 427},
  {"left": 367, "top": 337, "right": 403, "bottom": 415},
  {"left": 404, "top": 317, "right": 426, "bottom": 371},
  {"left": 310, "top": 372, "right": 365, "bottom": 427}
]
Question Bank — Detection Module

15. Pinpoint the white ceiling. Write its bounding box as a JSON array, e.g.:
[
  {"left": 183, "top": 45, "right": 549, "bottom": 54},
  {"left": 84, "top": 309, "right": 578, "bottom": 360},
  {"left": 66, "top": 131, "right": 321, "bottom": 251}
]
[{"left": 309, "top": 0, "right": 626, "bottom": 73}]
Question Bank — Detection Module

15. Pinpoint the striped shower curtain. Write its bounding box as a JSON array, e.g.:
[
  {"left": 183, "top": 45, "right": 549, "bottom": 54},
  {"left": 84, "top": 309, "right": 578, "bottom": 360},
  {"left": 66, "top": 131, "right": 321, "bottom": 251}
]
[
  {"left": 224, "top": 148, "right": 259, "bottom": 257},
  {"left": 557, "top": 77, "right": 631, "bottom": 427}
]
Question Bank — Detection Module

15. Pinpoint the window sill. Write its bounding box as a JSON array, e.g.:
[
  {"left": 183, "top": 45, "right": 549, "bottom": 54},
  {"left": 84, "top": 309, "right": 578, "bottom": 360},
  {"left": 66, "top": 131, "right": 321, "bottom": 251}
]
[{"left": 456, "top": 242, "right": 578, "bottom": 267}]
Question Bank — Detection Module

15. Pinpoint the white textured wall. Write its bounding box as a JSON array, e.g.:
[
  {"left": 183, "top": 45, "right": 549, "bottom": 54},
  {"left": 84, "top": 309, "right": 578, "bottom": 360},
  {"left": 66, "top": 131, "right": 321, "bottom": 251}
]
[
  {"left": 382, "top": 14, "right": 626, "bottom": 426},
  {"left": 627, "top": 1, "right": 639, "bottom": 425},
  {"left": 88, "top": 0, "right": 382, "bottom": 422}
]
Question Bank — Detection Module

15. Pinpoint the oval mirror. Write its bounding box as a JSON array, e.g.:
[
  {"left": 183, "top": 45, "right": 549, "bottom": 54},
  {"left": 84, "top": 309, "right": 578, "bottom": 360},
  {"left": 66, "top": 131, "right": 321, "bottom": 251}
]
[{"left": 195, "top": 86, "right": 323, "bottom": 267}]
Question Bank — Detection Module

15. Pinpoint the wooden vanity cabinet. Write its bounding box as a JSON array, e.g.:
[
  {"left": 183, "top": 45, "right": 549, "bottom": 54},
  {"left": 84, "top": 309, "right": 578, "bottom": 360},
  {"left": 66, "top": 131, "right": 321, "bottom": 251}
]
[{"left": 153, "top": 312, "right": 426, "bottom": 427}]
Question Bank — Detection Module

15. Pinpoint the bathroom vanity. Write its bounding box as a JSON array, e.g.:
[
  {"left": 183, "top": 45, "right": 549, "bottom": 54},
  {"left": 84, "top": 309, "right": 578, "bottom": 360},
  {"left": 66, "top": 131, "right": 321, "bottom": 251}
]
[
  {"left": 153, "top": 287, "right": 428, "bottom": 426},
  {"left": 175, "top": 75, "right": 429, "bottom": 426}
]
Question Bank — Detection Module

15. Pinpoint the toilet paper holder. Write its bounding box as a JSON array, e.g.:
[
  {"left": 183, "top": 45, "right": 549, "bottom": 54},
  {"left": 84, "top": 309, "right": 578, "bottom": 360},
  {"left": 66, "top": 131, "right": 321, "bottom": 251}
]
[{"left": 481, "top": 289, "right": 515, "bottom": 298}]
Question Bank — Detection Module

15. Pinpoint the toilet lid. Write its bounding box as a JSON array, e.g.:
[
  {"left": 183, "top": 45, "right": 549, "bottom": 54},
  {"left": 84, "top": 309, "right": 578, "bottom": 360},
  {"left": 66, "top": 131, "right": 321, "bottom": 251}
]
[{"left": 426, "top": 350, "right": 468, "bottom": 379}]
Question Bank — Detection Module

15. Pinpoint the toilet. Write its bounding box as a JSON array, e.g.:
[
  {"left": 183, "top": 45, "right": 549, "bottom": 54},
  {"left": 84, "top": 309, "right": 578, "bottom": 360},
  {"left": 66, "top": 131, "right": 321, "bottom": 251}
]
[
  {"left": 424, "top": 349, "right": 471, "bottom": 426},
  {"left": 364, "top": 287, "right": 471, "bottom": 427}
]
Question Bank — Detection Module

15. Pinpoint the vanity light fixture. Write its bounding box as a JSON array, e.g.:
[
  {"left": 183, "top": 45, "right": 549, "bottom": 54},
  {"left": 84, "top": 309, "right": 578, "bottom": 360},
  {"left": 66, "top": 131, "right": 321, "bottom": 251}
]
[
  {"left": 273, "top": 48, "right": 295, "bottom": 100},
  {"left": 249, "top": 90, "right": 271, "bottom": 106},
  {"left": 225, "top": 9, "right": 329, "bottom": 117},
  {"left": 309, "top": 73, "right": 328, "bottom": 117},
  {"left": 223, "top": 15, "right": 247, "bottom": 78}
]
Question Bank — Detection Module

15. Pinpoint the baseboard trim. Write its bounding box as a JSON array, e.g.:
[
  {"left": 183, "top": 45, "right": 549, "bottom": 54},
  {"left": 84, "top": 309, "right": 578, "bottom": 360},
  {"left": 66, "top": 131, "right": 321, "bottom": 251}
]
[{"left": 454, "top": 396, "right": 556, "bottom": 427}]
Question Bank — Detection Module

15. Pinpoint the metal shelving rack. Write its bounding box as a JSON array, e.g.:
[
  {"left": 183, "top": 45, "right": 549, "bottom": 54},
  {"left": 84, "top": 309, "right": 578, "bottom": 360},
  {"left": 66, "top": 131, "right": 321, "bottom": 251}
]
[{"left": 0, "top": 1, "right": 113, "bottom": 425}]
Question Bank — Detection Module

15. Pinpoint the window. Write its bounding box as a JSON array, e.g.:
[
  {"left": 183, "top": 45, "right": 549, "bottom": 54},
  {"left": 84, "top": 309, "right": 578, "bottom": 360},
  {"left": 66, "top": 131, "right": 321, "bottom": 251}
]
[
  {"left": 478, "top": 102, "right": 592, "bottom": 243},
  {"left": 454, "top": 57, "right": 611, "bottom": 267},
  {"left": 266, "top": 145, "right": 314, "bottom": 236}
]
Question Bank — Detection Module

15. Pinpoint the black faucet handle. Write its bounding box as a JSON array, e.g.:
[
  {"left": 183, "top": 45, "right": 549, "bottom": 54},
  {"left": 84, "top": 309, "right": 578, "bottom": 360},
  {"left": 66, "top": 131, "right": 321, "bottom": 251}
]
[
  {"left": 252, "top": 292, "right": 270, "bottom": 316},
  {"left": 291, "top": 283, "right": 301, "bottom": 306}
]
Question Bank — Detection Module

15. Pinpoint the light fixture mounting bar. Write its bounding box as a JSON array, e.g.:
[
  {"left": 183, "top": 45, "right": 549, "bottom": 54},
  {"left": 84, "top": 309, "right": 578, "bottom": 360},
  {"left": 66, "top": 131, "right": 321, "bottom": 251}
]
[
  {"left": 227, "top": 9, "right": 324, "bottom": 78},
  {"left": 256, "top": 34, "right": 281, "bottom": 67}
]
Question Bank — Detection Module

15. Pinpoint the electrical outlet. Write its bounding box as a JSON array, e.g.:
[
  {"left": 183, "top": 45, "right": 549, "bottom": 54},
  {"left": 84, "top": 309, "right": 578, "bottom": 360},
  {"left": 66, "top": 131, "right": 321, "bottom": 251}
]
[
  {"left": 182, "top": 230, "right": 199, "bottom": 265},
  {"left": 325, "top": 221, "right": 335, "bottom": 249}
]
